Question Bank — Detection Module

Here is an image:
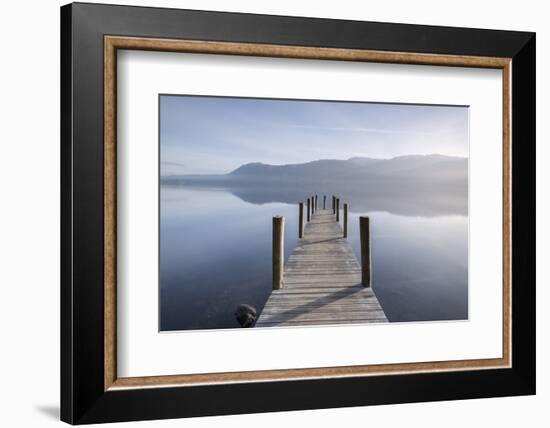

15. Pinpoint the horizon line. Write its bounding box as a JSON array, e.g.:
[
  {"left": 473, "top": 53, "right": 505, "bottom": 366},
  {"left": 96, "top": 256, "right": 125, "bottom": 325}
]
[{"left": 161, "top": 153, "right": 468, "bottom": 177}]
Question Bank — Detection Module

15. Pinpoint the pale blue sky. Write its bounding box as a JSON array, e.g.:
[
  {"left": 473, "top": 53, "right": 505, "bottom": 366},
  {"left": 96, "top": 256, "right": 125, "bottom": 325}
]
[{"left": 160, "top": 95, "right": 468, "bottom": 175}]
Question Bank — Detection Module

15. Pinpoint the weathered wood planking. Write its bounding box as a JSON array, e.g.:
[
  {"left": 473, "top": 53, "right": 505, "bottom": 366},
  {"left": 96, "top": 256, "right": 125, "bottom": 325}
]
[{"left": 256, "top": 208, "right": 387, "bottom": 327}]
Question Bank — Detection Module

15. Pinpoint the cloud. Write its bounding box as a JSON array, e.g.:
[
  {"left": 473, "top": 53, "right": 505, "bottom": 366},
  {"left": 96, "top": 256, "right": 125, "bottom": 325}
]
[
  {"left": 161, "top": 161, "right": 186, "bottom": 167},
  {"left": 281, "top": 123, "right": 442, "bottom": 136}
]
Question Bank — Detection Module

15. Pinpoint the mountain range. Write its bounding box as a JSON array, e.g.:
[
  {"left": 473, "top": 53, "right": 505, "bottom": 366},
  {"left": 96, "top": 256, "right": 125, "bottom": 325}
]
[
  {"left": 163, "top": 154, "right": 467, "bottom": 184},
  {"left": 161, "top": 155, "right": 468, "bottom": 216}
]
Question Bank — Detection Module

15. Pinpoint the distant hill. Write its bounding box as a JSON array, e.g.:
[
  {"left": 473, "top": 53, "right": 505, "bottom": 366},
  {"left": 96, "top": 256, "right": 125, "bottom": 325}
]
[
  {"left": 164, "top": 155, "right": 467, "bottom": 184},
  {"left": 161, "top": 155, "right": 468, "bottom": 216}
]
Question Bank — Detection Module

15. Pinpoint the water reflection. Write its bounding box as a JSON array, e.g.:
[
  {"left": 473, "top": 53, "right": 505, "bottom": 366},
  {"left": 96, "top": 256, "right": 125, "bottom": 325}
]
[
  {"left": 160, "top": 184, "right": 468, "bottom": 331},
  {"left": 162, "top": 179, "right": 467, "bottom": 217}
]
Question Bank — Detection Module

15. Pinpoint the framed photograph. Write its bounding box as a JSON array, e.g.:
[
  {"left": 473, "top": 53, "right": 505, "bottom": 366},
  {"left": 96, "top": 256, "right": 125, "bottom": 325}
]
[{"left": 61, "top": 2, "right": 535, "bottom": 424}]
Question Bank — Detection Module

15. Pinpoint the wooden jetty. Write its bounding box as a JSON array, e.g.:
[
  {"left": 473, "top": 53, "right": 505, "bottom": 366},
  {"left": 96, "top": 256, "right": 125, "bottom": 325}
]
[{"left": 255, "top": 197, "right": 387, "bottom": 327}]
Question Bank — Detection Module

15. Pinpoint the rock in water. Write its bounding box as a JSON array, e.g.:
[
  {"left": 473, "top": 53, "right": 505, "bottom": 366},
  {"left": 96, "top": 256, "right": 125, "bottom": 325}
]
[{"left": 235, "top": 304, "right": 257, "bottom": 328}]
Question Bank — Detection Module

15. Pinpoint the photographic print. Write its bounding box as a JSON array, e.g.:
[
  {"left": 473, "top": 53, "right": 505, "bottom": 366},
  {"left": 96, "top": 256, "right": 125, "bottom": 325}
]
[
  {"left": 159, "top": 95, "right": 468, "bottom": 331},
  {"left": 62, "top": 7, "right": 534, "bottom": 421}
]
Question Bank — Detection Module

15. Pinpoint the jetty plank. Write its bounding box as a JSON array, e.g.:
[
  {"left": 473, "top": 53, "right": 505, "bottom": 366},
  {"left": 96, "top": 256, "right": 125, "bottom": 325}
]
[{"left": 256, "top": 208, "right": 387, "bottom": 327}]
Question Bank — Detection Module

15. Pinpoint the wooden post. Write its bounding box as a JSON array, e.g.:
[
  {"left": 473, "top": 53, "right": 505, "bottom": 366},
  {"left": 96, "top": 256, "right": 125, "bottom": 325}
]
[
  {"left": 336, "top": 198, "right": 340, "bottom": 222},
  {"left": 298, "top": 203, "right": 304, "bottom": 238},
  {"left": 332, "top": 195, "right": 335, "bottom": 214},
  {"left": 359, "top": 216, "right": 371, "bottom": 287},
  {"left": 307, "top": 198, "right": 311, "bottom": 222},
  {"left": 315, "top": 195, "right": 318, "bottom": 210},
  {"left": 323, "top": 195, "right": 326, "bottom": 209},
  {"left": 273, "top": 216, "right": 285, "bottom": 290},
  {"left": 343, "top": 203, "right": 349, "bottom": 238},
  {"left": 311, "top": 195, "right": 315, "bottom": 213}
]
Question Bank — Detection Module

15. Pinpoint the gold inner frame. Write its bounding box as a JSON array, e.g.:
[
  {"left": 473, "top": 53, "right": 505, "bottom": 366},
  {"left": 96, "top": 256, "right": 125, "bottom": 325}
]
[{"left": 104, "top": 35, "right": 512, "bottom": 391}]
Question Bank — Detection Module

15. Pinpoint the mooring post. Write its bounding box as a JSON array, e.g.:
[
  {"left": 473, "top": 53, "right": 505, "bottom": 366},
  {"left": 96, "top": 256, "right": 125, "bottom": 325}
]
[
  {"left": 332, "top": 195, "right": 335, "bottom": 214},
  {"left": 315, "top": 195, "right": 318, "bottom": 210},
  {"left": 359, "top": 216, "right": 371, "bottom": 287},
  {"left": 336, "top": 198, "right": 340, "bottom": 222},
  {"left": 273, "top": 216, "right": 285, "bottom": 290},
  {"left": 312, "top": 195, "right": 315, "bottom": 213},
  {"left": 343, "top": 203, "right": 349, "bottom": 238},
  {"left": 323, "top": 195, "right": 326, "bottom": 209},
  {"left": 298, "top": 202, "right": 304, "bottom": 238},
  {"left": 307, "top": 198, "right": 311, "bottom": 222}
]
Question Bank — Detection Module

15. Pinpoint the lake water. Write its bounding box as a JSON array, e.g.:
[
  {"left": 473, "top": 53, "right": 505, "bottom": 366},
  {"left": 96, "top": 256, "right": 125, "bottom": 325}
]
[{"left": 160, "top": 184, "right": 468, "bottom": 331}]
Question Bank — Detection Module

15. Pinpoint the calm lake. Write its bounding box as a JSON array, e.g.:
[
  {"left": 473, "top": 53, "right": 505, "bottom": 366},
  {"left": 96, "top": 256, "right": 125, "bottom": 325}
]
[{"left": 160, "top": 184, "right": 468, "bottom": 331}]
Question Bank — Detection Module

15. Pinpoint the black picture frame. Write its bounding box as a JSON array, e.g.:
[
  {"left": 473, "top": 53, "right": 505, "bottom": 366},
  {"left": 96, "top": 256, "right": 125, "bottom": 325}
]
[{"left": 61, "top": 2, "right": 535, "bottom": 424}]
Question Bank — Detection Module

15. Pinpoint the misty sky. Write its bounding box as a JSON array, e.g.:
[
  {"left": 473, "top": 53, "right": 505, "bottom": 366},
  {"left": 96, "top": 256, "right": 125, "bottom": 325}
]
[{"left": 160, "top": 95, "right": 469, "bottom": 175}]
